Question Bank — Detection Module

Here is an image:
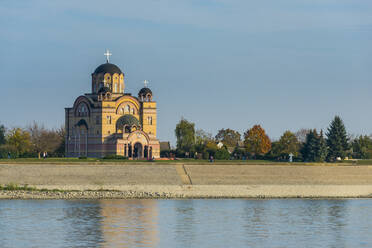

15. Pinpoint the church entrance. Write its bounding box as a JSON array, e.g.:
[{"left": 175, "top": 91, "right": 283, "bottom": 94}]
[{"left": 133, "top": 142, "right": 143, "bottom": 159}]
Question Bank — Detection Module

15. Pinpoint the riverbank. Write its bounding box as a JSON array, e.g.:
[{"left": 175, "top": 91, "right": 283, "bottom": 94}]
[
  {"left": 1, "top": 185, "right": 372, "bottom": 199},
  {"left": 1, "top": 163, "right": 372, "bottom": 199}
]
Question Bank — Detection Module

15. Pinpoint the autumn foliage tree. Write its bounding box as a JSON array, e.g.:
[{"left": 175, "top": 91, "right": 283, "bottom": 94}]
[
  {"left": 6, "top": 128, "right": 32, "bottom": 157},
  {"left": 244, "top": 125, "right": 271, "bottom": 158}
]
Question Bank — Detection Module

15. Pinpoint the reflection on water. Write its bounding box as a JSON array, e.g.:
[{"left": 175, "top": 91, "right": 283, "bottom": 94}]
[
  {"left": 0, "top": 199, "right": 371, "bottom": 248},
  {"left": 100, "top": 200, "right": 158, "bottom": 247}
]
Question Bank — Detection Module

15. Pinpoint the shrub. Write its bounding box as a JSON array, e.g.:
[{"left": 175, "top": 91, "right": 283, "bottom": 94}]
[
  {"left": 215, "top": 148, "right": 230, "bottom": 160},
  {"left": 102, "top": 154, "right": 128, "bottom": 160}
]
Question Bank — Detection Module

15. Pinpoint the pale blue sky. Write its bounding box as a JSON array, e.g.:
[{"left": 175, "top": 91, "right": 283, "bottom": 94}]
[{"left": 1, "top": 0, "right": 372, "bottom": 146}]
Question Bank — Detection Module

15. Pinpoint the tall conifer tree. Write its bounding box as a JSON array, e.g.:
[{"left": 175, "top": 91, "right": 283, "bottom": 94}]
[
  {"left": 316, "top": 130, "right": 328, "bottom": 162},
  {"left": 301, "top": 129, "right": 318, "bottom": 162},
  {"left": 301, "top": 129, "right": 328, "bottom": 162},
  {"left": 326, "top": 116, "right": 349, "bottom": 161},
  {"left": 0, "top": 124, "right": 5, "bottom": 145}
]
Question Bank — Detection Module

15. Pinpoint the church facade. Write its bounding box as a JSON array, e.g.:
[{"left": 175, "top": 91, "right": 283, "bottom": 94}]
[{"left": 65, "top": 53, "right": 160, "bottom": 158}]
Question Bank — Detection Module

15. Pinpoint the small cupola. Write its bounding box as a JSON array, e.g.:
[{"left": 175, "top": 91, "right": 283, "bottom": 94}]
[{"left": 138, "top": 80, "right": 153, "bottom": 102}]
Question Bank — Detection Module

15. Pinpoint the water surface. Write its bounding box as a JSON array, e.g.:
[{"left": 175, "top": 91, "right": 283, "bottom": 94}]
[{"left": 0, "top": 199, "right": 371, "bottom": 248}]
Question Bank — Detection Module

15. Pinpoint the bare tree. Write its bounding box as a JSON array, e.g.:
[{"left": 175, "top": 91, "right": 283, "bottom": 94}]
[
  {"left": 295, "top": 128, "right": 311, "bottom": 143},
  {"left": 28, "top": 122, "right": 63, "bottom": 158}
]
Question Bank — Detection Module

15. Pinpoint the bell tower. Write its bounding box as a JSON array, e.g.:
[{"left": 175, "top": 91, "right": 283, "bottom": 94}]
[{"left": 139, "top": 80, "right": 157, "bottom": 137}]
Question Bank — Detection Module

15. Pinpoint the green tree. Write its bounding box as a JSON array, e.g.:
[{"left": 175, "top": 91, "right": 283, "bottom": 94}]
[
  {"left": 0, "top": 124, "right": 5, "bottom": 145},
  {"left": 205, "top": 140, "right": 218, "bottom": 158},
  {"left": 195, "top": 129, "right": 213, "bottom": 147},
  {"left": 215, "top": 128, "right": 241, "bottom": 147},
  {"left": 277, "top": 131, "right": 300, "bottom": 157},
  {"left": 352, "top": 135, "right": 372, "bottom": 159},
  {"left": 194, "top": 129, "right": 213, "bottom": 158},
  {"left": 301, "top": 130, "right": 317, "bottom": 162},
  {"left": 301, "top": 129, "right": 328, "bottom": 162},
  {"left": 6, "top": 128, "right": 32, "bottom": 157},
  {"left": 175, "top": 118, "right": 195, "bottom": 156},
  {"left": 316, "top": 130, "right": 328, "bottom": 162},
  {"left": 244, "top": 125, "right": 271, "bottom": 158},
  {"left": 268, "top": 141, "right": 281, "bottom": 159},
  {"left": 326, "top": 116, "right": 349, "bottom": 161}
]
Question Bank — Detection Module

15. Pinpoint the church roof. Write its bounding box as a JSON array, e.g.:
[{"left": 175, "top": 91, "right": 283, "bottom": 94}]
[
  {"left": 94, "top": 63, "right": 122, "bottom": 75},
  {"left": 116, "top": 115, "right": 140, "bottom": 129},
  {"left": 139, "top": 87, "right": 152, "bottom": 97}
]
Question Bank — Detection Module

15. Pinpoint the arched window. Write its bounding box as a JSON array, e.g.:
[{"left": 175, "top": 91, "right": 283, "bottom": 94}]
[
  {"left": 124, "top": 126, "right": 131, "bottom": 133},
  {"left": 126, "top": 105, "right": 130, "bottom": 113},
  {"left": 77, "top": 103, "right": 89, "bottom": 117},
  {"left": 114, "top": 83, "right": 117, "bottom": 92}
]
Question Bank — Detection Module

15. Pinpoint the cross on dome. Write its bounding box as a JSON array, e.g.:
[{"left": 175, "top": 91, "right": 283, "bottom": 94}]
[
  {"left": 104, "top": 49, "right": 112, "bottom": 63},
  {"left": 144, "top": 80, "right": 149, "bottom": 88}
]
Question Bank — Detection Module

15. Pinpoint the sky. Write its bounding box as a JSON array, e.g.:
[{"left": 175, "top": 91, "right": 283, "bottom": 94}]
[{"left": 1, "top": 0, "right": 372, "bottom": 146}]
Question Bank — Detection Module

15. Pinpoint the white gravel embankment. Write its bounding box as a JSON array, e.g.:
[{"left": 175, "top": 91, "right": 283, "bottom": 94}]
[{"left": 1, "top": 185, "right": 372, "bottom": 199}]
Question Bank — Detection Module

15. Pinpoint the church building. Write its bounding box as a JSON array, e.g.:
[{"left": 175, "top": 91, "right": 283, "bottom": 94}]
[{"left": 65, "top": 51, "right": 160, "bottom": 159}]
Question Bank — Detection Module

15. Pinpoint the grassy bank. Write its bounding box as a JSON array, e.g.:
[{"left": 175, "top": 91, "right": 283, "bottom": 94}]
[
  {"left": 0, "top": 183, "right": 61, "bottom": 192},
  {"left": 0, "top": 183, "right": 121, "bottom": 193},
  {"left": 0, "top": 157, "right": 368, "bottom": 165}
]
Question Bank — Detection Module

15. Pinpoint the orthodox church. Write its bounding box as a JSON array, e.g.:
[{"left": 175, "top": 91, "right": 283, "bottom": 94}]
[{"left": 65, "top": 51, "right": 160, "bottom": 158}]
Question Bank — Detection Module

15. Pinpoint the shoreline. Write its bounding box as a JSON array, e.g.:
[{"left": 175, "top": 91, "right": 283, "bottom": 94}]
[
  {"left": 1, "top": 163, "right": 372, "bottom": 199},
  {"left": 1, "top": 185, "right": 372, "bottom": 199}
]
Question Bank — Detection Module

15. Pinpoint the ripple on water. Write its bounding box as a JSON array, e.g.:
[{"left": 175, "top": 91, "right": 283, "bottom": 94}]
[{"left": 0, "top": 199, "right": 371, "bottom": 248}]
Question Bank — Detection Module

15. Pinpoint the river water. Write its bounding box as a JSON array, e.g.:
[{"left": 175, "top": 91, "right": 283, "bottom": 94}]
[{"left": 0, "top": 199, "right": 371, "bottom": 248}]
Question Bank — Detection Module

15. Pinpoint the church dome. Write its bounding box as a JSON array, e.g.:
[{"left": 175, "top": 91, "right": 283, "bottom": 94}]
[
  {"left": 116, "top": 115, "right": 140, "bottom": 130},
  {"left": 138, "top": 87, "right": 152, "bottom": 97},
  {"left": 94, "top": 63, "right": 122, "bottom": 75}
]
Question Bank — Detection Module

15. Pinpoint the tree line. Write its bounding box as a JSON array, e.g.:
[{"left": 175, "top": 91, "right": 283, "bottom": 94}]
[
  {"left": 172, "top": 116, "right": 372, "bottom": 162},
  {"left": 2, "top": 115, "right": 372, "bottom": 161},
  {"left": 0, "top": 122, "right": 64, "bottom": 158}
]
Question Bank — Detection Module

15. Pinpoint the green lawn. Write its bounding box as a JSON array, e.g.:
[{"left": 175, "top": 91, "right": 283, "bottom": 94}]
[
  {"left": 0, "top": 157, "right": 269, "bottom": 164},
  {"left": 0, "top": 157, "right": 369, "bottom": 165}
]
